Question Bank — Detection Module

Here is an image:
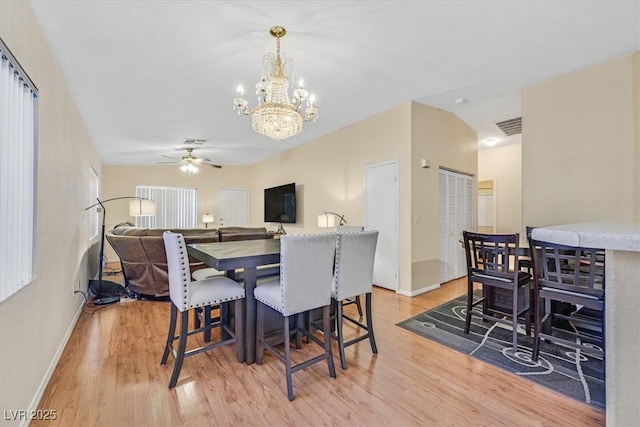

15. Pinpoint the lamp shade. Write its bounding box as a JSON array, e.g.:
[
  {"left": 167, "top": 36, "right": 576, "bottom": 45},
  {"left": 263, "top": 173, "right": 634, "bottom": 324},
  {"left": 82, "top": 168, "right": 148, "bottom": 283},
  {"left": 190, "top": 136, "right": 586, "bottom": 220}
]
[
  {"left": 202, "top": 213, "right": 215, "bottom": 224},
  {"left": 129, "top": 199, "right": 156, "bottom": 216},
  {"left": 317, "top": 213, "right": 335, "bottom": 228}
]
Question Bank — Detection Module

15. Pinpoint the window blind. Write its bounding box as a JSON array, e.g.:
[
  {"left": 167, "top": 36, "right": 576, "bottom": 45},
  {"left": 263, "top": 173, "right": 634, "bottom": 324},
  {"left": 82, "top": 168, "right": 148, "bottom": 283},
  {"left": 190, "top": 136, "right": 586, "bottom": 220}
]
[
  {"left": 0, "top": 39, "right": 38, "bottom": 303},
  {"left": 134, "top": 185, "right": 197, "bottom": 229}
]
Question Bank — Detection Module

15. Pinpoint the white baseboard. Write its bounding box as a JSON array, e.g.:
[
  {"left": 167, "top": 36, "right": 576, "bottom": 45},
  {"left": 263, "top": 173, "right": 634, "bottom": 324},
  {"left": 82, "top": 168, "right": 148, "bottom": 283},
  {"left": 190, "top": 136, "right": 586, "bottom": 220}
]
[
  {"left": 22, "top": 300, "right": 84, "bottom": 427},
  {"left": 397, "top": 282, "right": 441, "bottom": 297}
]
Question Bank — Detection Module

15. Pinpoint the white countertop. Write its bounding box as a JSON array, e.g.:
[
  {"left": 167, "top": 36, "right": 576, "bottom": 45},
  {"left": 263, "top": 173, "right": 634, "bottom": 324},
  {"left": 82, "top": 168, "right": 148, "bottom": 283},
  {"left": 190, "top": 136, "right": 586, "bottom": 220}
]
[{"left": 531, "top": 219, "right": 640, "bottom": 252}]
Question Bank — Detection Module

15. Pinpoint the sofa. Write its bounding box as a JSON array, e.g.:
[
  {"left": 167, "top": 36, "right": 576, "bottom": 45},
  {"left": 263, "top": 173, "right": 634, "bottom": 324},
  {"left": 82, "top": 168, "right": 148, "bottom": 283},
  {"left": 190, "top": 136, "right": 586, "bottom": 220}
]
[{"left": 106, "top": 226, "right": 275, "bottom": 298}]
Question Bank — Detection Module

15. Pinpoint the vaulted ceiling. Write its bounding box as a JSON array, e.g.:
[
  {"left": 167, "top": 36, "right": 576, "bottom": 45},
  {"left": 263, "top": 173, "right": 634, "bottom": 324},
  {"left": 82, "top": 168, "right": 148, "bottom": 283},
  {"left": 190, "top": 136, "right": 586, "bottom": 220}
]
[{"left": 29, "top": 1, "right": 640, "bottom": 165}]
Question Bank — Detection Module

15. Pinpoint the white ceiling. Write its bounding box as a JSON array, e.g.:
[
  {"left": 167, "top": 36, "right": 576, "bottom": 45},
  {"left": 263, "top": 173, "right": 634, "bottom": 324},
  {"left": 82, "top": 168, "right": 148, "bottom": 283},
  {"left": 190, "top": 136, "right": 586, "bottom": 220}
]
[{"left": 28, "top": 1, "right": 640, "bottom": 165}]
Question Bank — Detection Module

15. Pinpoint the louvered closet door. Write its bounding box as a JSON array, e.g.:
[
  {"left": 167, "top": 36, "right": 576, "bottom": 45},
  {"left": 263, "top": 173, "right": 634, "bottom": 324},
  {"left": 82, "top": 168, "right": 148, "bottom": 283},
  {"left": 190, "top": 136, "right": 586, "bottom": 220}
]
[{"left": 439, "top": 169, "right": 473, "bottom": 283}]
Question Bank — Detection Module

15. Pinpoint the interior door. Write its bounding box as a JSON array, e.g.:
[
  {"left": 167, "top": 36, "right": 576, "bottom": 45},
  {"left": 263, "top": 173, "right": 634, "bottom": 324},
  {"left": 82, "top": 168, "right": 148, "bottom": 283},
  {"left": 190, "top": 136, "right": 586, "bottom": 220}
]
[
  {"left": 364, "top": 160, "right": 398, "bottom": 291},
  {"left": 218, "top": 188, "right": 249, "bottom": 227},
  {"left": 439, "top": 169, "right": 473, "bottom": 282}
]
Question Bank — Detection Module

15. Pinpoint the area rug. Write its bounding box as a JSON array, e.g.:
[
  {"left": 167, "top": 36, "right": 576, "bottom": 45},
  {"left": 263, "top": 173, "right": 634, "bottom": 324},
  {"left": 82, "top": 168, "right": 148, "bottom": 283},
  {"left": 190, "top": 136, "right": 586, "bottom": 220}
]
[{"left": 397, "top": 291, "right": 605, "bottom": 409}]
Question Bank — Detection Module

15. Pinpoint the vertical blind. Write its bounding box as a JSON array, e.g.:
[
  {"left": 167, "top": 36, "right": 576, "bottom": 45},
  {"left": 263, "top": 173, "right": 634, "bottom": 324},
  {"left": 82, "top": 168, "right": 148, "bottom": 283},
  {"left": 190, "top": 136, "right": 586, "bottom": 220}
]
[
  {"left": 134, "top": 185, "right": 197, "bottom": 229},
  {"left": 0, "top": 40, "right": 38, "bottom": 303}
]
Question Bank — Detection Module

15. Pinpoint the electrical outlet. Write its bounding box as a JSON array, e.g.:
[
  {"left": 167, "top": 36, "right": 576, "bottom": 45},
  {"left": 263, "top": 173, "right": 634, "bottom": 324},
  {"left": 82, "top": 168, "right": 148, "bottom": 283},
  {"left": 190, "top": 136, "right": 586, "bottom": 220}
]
[{"left": 73, "top": 279, "right": 81, "bottom": 295}]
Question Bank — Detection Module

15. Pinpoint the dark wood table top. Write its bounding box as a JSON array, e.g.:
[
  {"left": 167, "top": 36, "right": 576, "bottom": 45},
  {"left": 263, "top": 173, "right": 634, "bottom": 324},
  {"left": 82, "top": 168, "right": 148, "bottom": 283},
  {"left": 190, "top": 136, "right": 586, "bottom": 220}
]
[{"left": 188, "top": 239, "right": 281, "bottom": 270}]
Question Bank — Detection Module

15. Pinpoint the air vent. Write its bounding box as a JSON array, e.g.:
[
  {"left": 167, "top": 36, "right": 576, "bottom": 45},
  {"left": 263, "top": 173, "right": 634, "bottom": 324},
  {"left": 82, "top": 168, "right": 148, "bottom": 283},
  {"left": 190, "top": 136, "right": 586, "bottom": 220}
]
[
  {"left": 183, "top": 138, "right": 207, "bottom": 145},
  {"left": 494, "top": 117, "right": 522, "bottom": 136}
]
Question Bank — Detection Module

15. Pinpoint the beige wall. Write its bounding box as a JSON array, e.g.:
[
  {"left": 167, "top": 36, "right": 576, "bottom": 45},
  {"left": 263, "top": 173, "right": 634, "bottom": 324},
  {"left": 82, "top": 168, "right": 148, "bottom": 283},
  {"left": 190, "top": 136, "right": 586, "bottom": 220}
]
[
  {"left": 478, "top": 143, "right": 523, "bottom": 234},
  {"left": 246, "top": 103, "right": 414, "bottom": 292},
  {"left": 523, "top": 54, "right": 639, "bottom": 227},
  {"left": 0, "top": 2, "right": 103, "bottom": 423},
  {"left": 411, "top": 103, "right": 477, "bottom": 292}
]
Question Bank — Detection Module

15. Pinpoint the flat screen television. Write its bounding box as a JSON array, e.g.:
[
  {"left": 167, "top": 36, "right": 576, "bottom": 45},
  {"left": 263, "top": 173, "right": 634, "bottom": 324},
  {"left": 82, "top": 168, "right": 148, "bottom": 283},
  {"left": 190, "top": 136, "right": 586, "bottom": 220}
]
[{"left": 264, "top": 183, "right": 296, "bottom": 223}]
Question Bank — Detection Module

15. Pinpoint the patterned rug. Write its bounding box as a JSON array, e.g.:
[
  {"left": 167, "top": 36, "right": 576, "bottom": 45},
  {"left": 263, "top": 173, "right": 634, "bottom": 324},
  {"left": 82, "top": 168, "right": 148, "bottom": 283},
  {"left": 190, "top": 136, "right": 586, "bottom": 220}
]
[{"left": 397, "top": 291, "right": 605, "bottom": 409}]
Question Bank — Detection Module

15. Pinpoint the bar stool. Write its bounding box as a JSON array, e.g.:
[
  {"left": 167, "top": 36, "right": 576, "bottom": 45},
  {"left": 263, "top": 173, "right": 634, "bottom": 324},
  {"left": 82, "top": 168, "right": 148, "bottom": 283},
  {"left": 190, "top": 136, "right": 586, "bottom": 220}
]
[
  {"left": 254, "top": 233, "right": 337, "bottom": 401},
  {"left": 528, "top": 237, "right": 605, "bottom": 361},
  {"left": 161, "top": 231, "right": 245, "bottom": 389}
]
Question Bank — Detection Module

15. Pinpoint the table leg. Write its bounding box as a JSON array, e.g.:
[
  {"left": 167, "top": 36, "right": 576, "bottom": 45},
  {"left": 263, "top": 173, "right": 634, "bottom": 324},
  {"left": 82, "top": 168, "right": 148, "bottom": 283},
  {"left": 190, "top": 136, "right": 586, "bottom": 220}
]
[{"left": 242, "top": 267, "right": 258, "bottom": 364}]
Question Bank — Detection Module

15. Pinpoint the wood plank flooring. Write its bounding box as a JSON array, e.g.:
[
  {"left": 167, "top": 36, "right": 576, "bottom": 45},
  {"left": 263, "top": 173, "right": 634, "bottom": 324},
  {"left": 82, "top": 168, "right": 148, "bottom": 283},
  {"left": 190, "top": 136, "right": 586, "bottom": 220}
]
[{"left": 33, "top": 273, "right": 605, "bottom": 426}]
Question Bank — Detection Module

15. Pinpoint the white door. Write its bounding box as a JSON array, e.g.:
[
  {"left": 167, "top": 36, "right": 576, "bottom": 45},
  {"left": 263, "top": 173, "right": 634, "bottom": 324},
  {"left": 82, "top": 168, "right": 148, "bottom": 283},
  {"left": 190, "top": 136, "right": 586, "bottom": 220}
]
[
  {"left": 364, "top": 160, "right": 398, "bottom": 291},
  {"left": 439, "top": 169, "right": 473, "bottom": 282},
  {"left": 218, "top": 188, "right": 249, "bottom": 227}
]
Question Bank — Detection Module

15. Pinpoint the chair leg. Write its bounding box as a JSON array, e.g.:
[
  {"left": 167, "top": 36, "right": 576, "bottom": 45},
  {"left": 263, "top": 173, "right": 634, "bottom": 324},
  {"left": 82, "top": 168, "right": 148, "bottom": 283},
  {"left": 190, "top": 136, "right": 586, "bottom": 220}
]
[
  {"left": 464, "top": 279, "right": 473, "bottom": 334},
  {"left": 284, "top": 315, "right": 294, "bottom": 401},
  {"left": 168, "top": 310, "right": 189, "bottom": 389},
  {"left": 524, "top": 284, "right": 531, "bottom": 336},
  {"left": 365, "top": 292, "right": 378, "bottom": 354},
  {"left": 511, "top": 288, "right": 518, "bottom": 352},
  {"left": 203, "top": 305, "right": 212, "bottom": 342},
  {"left": 323, "top": 305, "right": 337, "bottom": 379},
  {"left": 161, "top": 302, "right": 178, "bottom": 365},
  {"left": 354, "top": 295, "right": 364, "bottom": 317},
  {"left": 336, "top": 301, "right": 347, "bottom": 370},
  {"left": 295, "top": 313, "right": 303, "bottom": 349},
  {"left": 256, "top": 302, "right": 265, "bottom": 365},
  {"left": 234, "top": 299, "right": 244, "bottom": 363},
  {"left": 532, "top": 296, "right": 542, "bottom": 361}
]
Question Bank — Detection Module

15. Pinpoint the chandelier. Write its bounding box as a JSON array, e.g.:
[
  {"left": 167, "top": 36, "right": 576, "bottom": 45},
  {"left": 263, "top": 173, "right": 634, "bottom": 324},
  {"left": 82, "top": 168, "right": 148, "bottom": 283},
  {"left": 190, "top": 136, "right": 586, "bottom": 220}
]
[{"left": 233, "top": 26, "right": 319, "bottom": 140}]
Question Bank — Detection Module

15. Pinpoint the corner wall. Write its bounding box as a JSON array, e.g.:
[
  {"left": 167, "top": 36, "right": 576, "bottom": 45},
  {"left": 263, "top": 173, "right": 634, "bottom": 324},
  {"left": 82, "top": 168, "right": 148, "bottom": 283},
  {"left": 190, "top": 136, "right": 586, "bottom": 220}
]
[
  {"left": 522, "top": 54, "right": 638, "bottom": 227},
  {"left": 411, "top": 103, "right": 477, "bottom": 293},
  {"left": 0, "top": 2, "right": 103, "bottom": 424}
]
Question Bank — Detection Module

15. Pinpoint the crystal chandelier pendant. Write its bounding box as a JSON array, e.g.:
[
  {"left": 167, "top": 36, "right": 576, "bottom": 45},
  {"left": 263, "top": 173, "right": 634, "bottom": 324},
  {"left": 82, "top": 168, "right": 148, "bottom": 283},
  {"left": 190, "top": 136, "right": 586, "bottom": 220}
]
[{"left": 233, "top": 26, "right": 319, "bottom": 140}]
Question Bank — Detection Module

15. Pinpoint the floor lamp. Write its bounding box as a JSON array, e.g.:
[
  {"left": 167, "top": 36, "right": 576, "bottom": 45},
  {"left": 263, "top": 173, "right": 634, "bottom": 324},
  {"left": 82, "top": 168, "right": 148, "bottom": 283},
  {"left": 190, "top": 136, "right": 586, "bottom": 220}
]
[{"left": 84, "top": 196, "right": 155, "bottom": 305}]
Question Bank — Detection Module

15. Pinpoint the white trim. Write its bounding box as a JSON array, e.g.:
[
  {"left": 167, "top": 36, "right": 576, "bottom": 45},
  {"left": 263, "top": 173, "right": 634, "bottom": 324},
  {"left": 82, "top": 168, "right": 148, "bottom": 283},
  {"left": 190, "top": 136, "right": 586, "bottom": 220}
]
[{"left": 397, "top": 282, "right": 441, "bottom": 297}]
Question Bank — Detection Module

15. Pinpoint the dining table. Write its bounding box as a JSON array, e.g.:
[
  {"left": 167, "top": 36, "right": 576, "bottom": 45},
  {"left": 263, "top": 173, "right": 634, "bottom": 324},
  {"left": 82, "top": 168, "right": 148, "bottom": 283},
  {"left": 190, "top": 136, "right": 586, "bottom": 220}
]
[{"left": 187, "top": 238, "right": 281, "bottom": 364}]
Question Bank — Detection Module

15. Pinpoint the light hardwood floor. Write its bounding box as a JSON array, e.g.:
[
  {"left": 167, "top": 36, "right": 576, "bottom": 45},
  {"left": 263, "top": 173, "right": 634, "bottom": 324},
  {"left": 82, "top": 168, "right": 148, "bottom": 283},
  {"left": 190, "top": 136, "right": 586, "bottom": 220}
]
[{"left": 33, "top": 273, "right": 605, "bottom": 426}]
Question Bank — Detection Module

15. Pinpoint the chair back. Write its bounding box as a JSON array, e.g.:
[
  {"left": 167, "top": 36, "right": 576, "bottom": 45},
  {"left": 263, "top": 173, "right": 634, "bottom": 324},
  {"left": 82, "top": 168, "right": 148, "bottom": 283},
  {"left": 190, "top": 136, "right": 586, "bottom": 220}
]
[
  {"left": 332, "top": 230, "right": 379, "bottom": 300},
  {"left": 279, "top": 233, "right": 337, "bottom": 316},
  {"left": 162, "top": 231, "right": 191, "bottom": 310},
  {"left": 463, "top": 231, "right": 522, "bottom": 284},
  {"left": 528, "top": 238, "right": 605, "bottom": 300}
]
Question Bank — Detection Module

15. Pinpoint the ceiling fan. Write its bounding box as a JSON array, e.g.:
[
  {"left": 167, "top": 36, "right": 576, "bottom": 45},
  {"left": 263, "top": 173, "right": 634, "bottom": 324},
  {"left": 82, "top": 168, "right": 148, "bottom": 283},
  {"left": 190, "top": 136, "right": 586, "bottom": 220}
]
[{"left": 158, "top": 147, "right": 222, "bottom": 170}]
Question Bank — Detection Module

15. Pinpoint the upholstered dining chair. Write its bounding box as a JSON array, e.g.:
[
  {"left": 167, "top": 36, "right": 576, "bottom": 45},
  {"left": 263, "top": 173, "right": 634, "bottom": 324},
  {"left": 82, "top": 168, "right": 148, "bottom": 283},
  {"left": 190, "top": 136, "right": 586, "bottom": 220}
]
[
  {"left": 161, "top": 231, "right": 245, "bottom": 389},
  {"left": 331, "top": 230, "right": 379, "bottom": 369},
  {"left": 335, "top": 225, "right": 366, "bottom": 317},
  {"left": 254, "top": 233, "right": 337, "bottom": 401},
  {"left": 528, "top": 237, "right": 605, "bottom": 361},
  {"left": 462, "top": 231, "right": 532, "bottom": 351}
]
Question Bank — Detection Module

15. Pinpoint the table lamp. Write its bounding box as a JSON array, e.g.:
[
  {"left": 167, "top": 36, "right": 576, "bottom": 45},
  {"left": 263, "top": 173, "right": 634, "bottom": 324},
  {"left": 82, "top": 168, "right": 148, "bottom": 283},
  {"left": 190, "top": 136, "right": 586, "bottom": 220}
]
[{"left": 202, "top": 213, "right": 215, "bottom": 228}]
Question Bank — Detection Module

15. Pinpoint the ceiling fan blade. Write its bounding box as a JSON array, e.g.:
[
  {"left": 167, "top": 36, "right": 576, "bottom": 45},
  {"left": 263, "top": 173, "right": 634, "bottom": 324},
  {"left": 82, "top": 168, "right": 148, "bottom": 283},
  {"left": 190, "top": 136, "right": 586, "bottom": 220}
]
[
  {"left": 206, "top": 163, "right": 222, "bottom": 169},
  {"left": 157, "top": 161, "right": 178, "bottom": 164},
  {"left": 162, "top": 155, "right": 179, "bottom": 160}
]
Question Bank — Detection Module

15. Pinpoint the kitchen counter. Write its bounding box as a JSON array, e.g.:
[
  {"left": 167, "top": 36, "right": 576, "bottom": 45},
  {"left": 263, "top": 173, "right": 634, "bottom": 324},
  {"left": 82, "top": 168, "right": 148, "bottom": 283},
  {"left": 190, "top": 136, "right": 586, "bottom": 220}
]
[{"left": 532, "top": 220, "right": 640, "bottom": 426}]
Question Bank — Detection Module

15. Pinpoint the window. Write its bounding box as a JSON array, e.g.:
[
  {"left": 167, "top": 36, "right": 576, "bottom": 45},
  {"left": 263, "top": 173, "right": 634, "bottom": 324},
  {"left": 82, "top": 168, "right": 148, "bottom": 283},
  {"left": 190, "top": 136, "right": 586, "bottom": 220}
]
[
  {"left": 89, "top": 167, "right": 99, "bottom": 239},
  {"left": 134, "top": 185, "right": 197, "bottom": 229},
  {"left": 0, "top": 39, "right": 38, "bottom": 303}
]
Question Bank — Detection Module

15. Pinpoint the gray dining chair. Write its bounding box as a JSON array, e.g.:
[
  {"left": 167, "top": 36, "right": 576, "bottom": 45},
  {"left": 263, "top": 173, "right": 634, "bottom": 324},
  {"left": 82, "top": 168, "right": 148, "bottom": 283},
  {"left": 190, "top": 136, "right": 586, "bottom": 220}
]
[
  {"left": 161, "top": 231, "right": 245, "bottom": 389},
  {"left": 254, "top": 233, "right": 337, "bottom": 401},
  {"left": 336, "top": 225, "right": 366, "bottom": 316},
  {"left": 331, "top": 230, "right": 379, "bottom": 369}
]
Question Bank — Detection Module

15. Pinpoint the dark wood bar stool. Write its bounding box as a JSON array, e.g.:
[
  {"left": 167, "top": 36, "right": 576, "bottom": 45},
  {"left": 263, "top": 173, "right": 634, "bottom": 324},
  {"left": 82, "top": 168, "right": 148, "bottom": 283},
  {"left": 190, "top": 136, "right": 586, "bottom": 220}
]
[
  {"left": 462, "top": 231, "right": 532, "bottom": 351},
  {"left": 528, "top": 237, "right": 605, "bottom": 361}
]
